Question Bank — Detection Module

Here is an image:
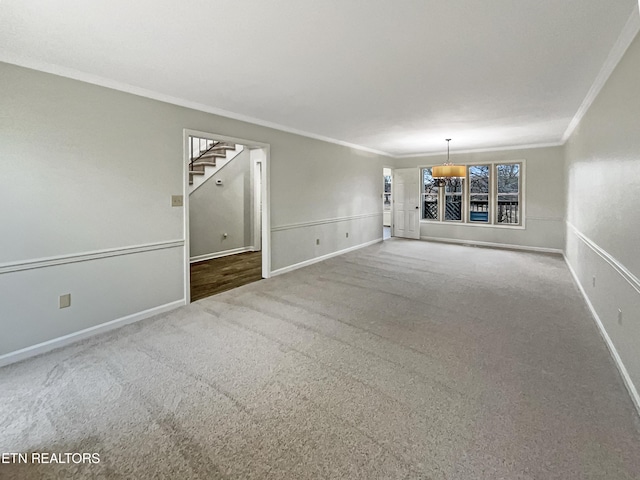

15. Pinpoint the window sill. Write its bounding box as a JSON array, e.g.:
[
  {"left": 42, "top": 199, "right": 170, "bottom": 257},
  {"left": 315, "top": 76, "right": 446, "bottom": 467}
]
[{"left": 420, "top": 220, "right": 525, "bottom": 230}]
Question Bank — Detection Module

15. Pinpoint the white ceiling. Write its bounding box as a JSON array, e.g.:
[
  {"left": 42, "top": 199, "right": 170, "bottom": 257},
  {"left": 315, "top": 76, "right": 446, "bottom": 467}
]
[{"left": 0, "top": 0, "right": 638, "bottom": 156}]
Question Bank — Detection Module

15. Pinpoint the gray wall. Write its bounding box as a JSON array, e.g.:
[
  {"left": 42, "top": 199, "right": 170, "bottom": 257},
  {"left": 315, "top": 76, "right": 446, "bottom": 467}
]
[
  {"left": 393, "top": 146, "right": 566, "bottom": 251},
  {"left": 564, "top": 32, "right": 640, "bottom": 401},
  {"left": 0, "top": 62, "right": 387, "bottom": 357},
  {"left": 189, "top": 148, "right": 253, "bottom": 259}
]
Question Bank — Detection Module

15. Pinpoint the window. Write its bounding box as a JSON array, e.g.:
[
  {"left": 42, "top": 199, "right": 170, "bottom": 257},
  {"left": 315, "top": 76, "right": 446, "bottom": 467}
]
[
  {"left": 468, "top": 165, "right": 490, "bottom": 223},
  {"left": 422, "top": 168, "right": 438, "bottom": 220},
  {"left": 421, "top": 161, "right": 523, "bottom": 227},
  {"left": 444, "top": 178, "right": 463, "bottom": 221},
  {"left": 496, "top": 163, "right": 520, "bottom": 224},
  {"left": 383, "top": 174, "right": 391, "bottom": 208}
]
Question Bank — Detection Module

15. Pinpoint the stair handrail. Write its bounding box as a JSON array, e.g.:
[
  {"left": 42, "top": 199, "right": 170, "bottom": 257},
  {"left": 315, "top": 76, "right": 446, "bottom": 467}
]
[{"left": 189, "top": 139, "right": 221, "bottom": 170}]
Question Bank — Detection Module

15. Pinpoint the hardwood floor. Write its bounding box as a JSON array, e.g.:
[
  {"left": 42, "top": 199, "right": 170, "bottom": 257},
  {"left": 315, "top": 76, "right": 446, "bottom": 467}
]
[{"left": 190, "top": 251, "right": 262, "bottom": 302}]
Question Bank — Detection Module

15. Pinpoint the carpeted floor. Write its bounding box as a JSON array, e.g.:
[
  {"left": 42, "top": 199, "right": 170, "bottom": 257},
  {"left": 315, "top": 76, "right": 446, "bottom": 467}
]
[{"left": 1, "top": 239, "right": 639, "bottom": 479}]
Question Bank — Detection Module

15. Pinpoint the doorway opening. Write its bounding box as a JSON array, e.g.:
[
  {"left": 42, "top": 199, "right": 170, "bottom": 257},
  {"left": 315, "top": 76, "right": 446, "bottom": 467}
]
[
  {"left": 383, "top": 168, "right": 392, "bottom": 240},
  {"left": 183, "top": 130, "right": 270, "bottom": 303}
]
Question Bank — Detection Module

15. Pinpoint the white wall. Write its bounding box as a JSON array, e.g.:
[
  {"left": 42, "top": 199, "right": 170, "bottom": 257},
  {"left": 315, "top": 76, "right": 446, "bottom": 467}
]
[
  {"left": 0, "top": 248, "right": 184, "bottom": 357},
  {"left": 564, "top": 31, "right": 640, "bottom": 407},
  {"left": 0, "top": 62, "right": 387, "bottom": 359},
  {"left": 189, "top": 148, "right": 253, "bottom": 259},
  {"left": 393, "top": 146, "right": 565, "bottom": 251}
]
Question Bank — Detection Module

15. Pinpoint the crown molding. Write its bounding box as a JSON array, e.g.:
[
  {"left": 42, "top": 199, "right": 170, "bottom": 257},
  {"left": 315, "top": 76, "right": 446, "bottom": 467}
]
[
  {"left": 561, "top": 6, "right": 640, "bottom": 143},
  {"left": 0, "top": 54, "right": 392, "bottom": 158},
  {"left": 393, "top": 141, "right": 564, "bottom": 159}
]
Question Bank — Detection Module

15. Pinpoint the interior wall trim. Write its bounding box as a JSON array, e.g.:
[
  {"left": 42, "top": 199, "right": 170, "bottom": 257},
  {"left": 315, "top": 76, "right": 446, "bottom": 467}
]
[
  {"left": 271, "top": 238, "right": 382, "bottom": 276},
  {"left": 420, "top": 236, "right": 563, "bottom": 254},
  {"left": 563, "top": 255, "right": 640, "bottom": 417},
  {"left": 190, "top": 246, "right": 254, "bottom": 263},
  {"left": 0, "top": 240, "right": 185, "bottom": 275},
  {"left": 271, "top": 213, "right": 382, "bottom": 232},
  {"left": 567, "top": 222, "right": 640, "bottom": 295},
  {"left": 561, "top": 6, "right": 640, "bottom": 143},
  {"left": 394, "top": 141, "right": 563, "bottom": 159},
  {"left": 0, "top": 299, "right": 185, "bottom": 368}
]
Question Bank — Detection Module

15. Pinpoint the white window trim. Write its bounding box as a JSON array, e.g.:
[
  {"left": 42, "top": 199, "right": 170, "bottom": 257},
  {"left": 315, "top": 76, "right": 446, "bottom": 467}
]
[{"left": 419, "top": 159, "right": 526, "bottom": 230}]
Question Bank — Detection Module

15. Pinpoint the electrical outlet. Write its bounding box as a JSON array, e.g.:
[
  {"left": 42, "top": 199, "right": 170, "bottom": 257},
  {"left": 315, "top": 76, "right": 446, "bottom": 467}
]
[
  {"left": 171, "top": 195, "right": 183, "bottom": 207},
  {"left": 316, "top": 239, "right": 320, "bottom": 245},
  {"left": 618, "top": 309, "right": 623, "bottom": 325},
  {"left": 592, "top": 276, "right": 596, "bottom": 287},
  {"left": 59, "top": 294, "right": 71, "bottom": 309},
  {"left": 346, "top": 232, "right": 349, "bottom": 238}
]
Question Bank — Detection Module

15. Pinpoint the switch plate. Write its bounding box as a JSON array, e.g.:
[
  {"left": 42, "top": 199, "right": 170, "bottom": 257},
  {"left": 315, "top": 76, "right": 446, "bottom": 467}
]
[
  {"left": 592, "top": 276, "right": 596, "bottom": 287},
  {"left": 171, "top": 195, "right": 183, "bottom": 207},
  {"left": 346, "top": 232, "right": 349, "bottom": 238},
  {"left": 59, "top": 294, "right": 71, "bottom": 309},
  {"left": 316, "top": 239, "right": 320, "bottom": 245},
  {"left": 618, "top": 309, "right": 623, "bottom": 325}
]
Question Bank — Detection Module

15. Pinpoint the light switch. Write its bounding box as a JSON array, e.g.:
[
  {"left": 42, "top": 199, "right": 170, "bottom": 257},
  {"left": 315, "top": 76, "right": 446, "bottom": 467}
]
[
  {"left": 171, "top": 195, "right": 183, "bottom": 207},
  {"left": 59, "top": 294, "right": 71, "bottom": 309}
]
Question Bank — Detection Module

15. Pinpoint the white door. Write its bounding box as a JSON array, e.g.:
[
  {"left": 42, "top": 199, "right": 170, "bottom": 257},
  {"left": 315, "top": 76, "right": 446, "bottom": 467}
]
[{"left": 393, "top": 168, "right": 420, "bottom": 239}]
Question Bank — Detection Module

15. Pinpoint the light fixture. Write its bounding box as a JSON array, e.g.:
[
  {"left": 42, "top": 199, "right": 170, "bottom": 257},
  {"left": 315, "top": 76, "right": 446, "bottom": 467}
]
[{"left": 432, "top": 139, "right": 466, "bottom": 187}]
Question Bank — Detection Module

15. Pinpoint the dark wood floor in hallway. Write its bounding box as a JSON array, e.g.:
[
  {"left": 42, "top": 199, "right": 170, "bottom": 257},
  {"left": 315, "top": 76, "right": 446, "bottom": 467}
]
[{"left": 190, "top": 251, "right": 262, "bottom": 301}]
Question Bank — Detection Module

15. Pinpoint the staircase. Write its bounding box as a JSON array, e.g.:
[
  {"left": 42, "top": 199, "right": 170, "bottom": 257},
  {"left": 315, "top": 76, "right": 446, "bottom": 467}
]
[{"left": 189, "top": 137, "right": 244, "bottom": 191}]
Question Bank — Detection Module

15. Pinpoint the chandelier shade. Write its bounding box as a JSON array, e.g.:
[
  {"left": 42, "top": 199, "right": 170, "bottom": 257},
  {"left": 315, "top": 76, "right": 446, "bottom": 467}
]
[
  {"left": 432, "top": 139, "right": 466, "bottom": 182},
  {"left": 432, "top": 164, "right": 466, "bottom": 178}
]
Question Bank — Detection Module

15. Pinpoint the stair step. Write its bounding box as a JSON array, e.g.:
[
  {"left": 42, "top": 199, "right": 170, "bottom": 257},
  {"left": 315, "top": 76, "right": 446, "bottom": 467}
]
[
  {"left": 196, "top": 149, "right": 227, "bottom": 157},
  {"left": 189, "top": 142, "right": 241, "bottom": 189},
  {"left": 209, "top": 145, "right": 235, "bottom": 152},
  {"left": 199, "top": 152, "right": 226, "bottom": 159}
]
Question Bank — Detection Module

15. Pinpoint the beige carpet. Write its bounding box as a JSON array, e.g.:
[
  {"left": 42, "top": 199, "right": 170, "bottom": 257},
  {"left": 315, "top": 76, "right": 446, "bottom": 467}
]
[{"left": 1, "top": 239, "right": 639, "bottom": 479}]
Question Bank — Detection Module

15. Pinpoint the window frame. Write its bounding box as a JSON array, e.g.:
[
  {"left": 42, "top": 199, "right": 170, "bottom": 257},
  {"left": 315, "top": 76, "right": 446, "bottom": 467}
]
[
  {"left": 420, "top": 159, "right": 525, "bottom": 229},
  {"left": 421, "top": 167, "right": 440, "bottom": 221},
  {"left": 467, "top": 164, "right": 492, "bottom": 224},
  {"left": 443, "top": 177, "right": 464, "bottom": 223},
  {"left": 494, "top": 162, "right": 523, "bottom": 226}
]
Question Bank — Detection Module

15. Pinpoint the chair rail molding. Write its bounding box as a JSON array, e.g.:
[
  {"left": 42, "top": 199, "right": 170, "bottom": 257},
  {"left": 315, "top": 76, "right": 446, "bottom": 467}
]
[
  {"left": 271, "top": 213, "right": 382, "bottom": 232},
  {"left": 0, "top": 240, "right": 185, "bottom": 275},
  {"left": 566, "top": 222, "right": 640, "bottom": 295}
]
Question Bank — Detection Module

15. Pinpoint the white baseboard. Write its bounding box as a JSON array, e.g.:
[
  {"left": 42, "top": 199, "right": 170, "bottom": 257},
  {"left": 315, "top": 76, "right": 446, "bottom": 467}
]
[
  {"left": 271, "top": 238, "right": 383, "bottom": 277},
  {"left": 563, "top": 255, "right": 640, "bottom": 417},
  {"left": 190, "top": 246, "right": 254, "bottom": 263},
  {"left": 0, "top": 299, "right": 185, "bottom": 368},
  {"left": 420, "top": 236, "right": 563, "bottom": 254}
]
